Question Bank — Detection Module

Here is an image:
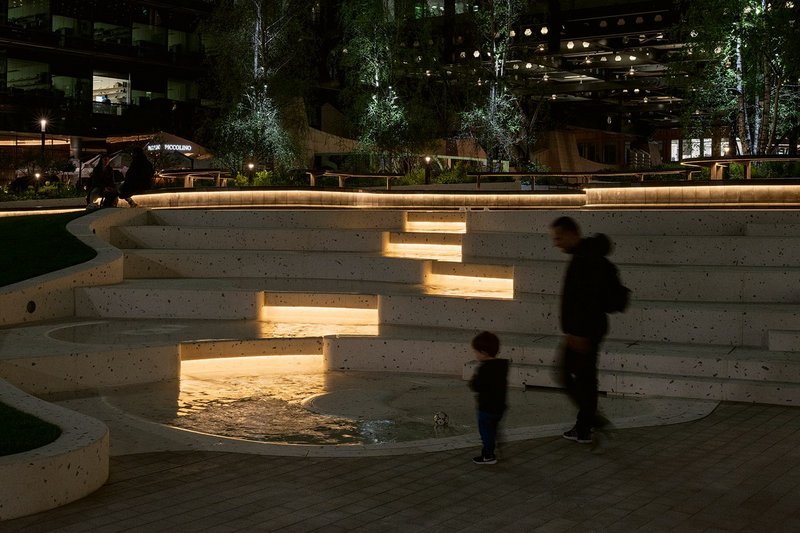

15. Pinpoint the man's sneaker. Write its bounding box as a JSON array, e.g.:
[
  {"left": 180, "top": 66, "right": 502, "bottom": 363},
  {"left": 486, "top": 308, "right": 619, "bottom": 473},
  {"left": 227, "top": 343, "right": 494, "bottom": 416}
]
[
  {"left": 562, "top": 427, "right": 592, "bottom": 444},
  {"left": 473, "top": 455, "right": 497, "bottom": 465}
]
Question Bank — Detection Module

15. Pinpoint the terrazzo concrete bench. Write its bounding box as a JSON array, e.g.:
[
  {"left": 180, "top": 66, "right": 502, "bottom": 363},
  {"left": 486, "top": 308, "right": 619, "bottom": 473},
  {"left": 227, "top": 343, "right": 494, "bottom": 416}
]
[
  {"left": 0, "top": 379, "right": 108, "bottom": 521},
  {"left": 324, "top": 330, "right": 800, "bottom": 405}
]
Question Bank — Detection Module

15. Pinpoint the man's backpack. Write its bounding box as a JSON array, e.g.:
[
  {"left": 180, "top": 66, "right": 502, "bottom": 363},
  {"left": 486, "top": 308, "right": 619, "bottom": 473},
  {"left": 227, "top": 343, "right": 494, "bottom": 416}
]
[{"left": 603, "top": 259, "right": 631, "bottom": 313}]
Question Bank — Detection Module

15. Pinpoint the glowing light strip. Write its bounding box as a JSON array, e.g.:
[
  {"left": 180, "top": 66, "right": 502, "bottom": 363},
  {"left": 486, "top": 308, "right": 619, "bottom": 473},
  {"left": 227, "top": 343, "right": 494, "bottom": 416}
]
[
  {"left": 405, "top": 220, "right": 467, "bottom": 233},
  {"left": 585, "top": 185, "right": 800, "bottom": 206},
  {"left": 425, "top": 273, "right": 514, "bottom": 299},
  {"left": 261, "top": 306, "right": 379, "bottom": 325},
  {"left": 134, "top": 190, "right": 585, "bottom": 209},
  {"left": 384, "top": 242, "right": 463, "bottom": 262},
  {"left": 0, "top": 208, "right": 83, "bottom": 217}
]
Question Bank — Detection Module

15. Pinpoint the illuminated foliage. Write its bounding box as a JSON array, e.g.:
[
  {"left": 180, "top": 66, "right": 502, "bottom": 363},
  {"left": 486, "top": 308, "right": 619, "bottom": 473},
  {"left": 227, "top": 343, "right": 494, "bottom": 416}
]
[
  {"left": 460, "top": 0, "right": 525, "bottom": 168},
  {"left": 681, "top": 0, "right": 799, "bottom": 154},
  {"left": 202, "top": 0, "right": 318, "bottom": 171}
]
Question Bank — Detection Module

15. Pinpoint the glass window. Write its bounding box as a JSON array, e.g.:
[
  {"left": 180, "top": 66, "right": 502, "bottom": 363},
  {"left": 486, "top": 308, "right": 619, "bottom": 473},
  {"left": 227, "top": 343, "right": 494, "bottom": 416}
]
[
  {"left": 703, "top": 138, "right": 712, "bottom": 157},
  {"left": 670, "top": 140, "right": 680, "bottom": 162},
  {"left": 682, "top": 139, "right": 701, "bottom": 158},
  {"left": 168, "top": 79, "right": 198, "bottom": 102},
  {"left": 92, "top": 74, "right": 129, "bottom": 105},
  {"left": 94, "top": 22, "right": 130, "bottom": 46},
  {"left": 7, "top": 0, "right": 50, "bottom": 30},
  {"left": 133, "top": 23, "right": 167, "bottom": 50},
  {"left": 6, "top": 58, "right": 49, "bottom": 91},
  {"left": 52, "top": 74, "right": 89, "bottom": 100}
]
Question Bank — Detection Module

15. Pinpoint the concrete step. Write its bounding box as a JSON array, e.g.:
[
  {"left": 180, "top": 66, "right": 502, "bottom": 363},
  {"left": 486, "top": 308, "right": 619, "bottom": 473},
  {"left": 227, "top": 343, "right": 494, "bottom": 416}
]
[
  {"left": 121, "top": 249, "right": 429, "bottom": 283},
  {"left": 111, "top": 226, "right": 384, "bottom": 252},
  {"left": 745, "top": 223, "right": 800, "bottom": 237},
  {"left": 468, "top": 209, "right": 800, "bottom": 236},
  {"left": 378, "top": 294, "right": 800, "bottom": 347},
  {"left": 325, "top": 330, "right": 800, "bottom": 404},
  {"left": 150, "top": 209, "right": 405, "bottom": 230},
  {"left": 405, "top": 211, "right": 466, "bottom": 233},
  {"left": 768, "top": 330, "right": 800, "bottom": 352},
  {"left": 515, "top": 261, "right": 800, "bottom": 303},
  {"left": 80, "top": 277, "right": 799, "bottom": 347},
  {"left": 386, "top": 231, "right": 463, "bottom": 246},
  {"left": 463, "top": 232, "right": 800, "bottom": 267}
]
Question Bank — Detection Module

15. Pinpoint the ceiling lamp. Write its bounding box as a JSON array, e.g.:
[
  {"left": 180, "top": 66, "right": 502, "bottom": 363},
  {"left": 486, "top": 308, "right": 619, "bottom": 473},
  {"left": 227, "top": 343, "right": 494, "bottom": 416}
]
[
  {"left": 600, "top": 56, "right": 608, "bottom": 62},
  {"left": 584, "top": 56, "right": 592, "bottom": 64},
  {"left": 510, "top": 30, "right": 516, "bottom": 37},
  {"left": 551, "top": 94, "right": 557, "bottom": 100},
  {"left": 525, "top": 62, "right": 532, "bottom": 69},
  {"left": 629, "top": 66, "right": 635, "bottom": 75},
  {"left": 617, "top": 18, "right": 626, "bottom": 25},
  {"left": 540, "top": 26, "right": 548, "bottom": 35},
  {"left": 567, "top": 41, "right": 574, "bottom": 49},
  {"left": 643, "top": 96, "right": 648, "bottom": 103},
  {"left": 473, "top": 50, "right": 481, "bottom": 58},
  {"left": 629, "top": 55, "right": 637, "bottom": 61},
  {"left": 614, "top": 54, "right": 622, "bottom": 61},
  {"left": 524, "top": 28, "right": 532, "bottom": 36},
  {"left": 582, "top": 41, "right": 590, "bottom": 48},
  {"left": 543, "top": 73, "right": 549, "bottom": 81}
]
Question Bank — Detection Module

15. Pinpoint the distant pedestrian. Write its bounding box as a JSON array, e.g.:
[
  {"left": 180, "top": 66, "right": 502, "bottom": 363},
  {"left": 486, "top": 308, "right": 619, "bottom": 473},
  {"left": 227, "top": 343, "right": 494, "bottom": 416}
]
[
  {"left": 119, "top": 147, "right": 154, "bottom": 207},
  {"left": 87, "top": 154, "right": 118, "bottom": 208},
  {"left": 550, "top": 216, "right": 626, "bottom": 446},
  {"left": 469, "top": 331, "right": 509, "bottom": 465}
]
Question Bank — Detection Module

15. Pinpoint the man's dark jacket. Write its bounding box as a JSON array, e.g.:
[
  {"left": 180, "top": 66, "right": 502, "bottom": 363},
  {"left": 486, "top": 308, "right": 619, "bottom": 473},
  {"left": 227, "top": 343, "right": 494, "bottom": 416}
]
[
  {"left": 469, "top": 358, "right": 509, "bottom": 414},
  {"left": 560, "top": 235, "right": 614, "bottom": 341}
]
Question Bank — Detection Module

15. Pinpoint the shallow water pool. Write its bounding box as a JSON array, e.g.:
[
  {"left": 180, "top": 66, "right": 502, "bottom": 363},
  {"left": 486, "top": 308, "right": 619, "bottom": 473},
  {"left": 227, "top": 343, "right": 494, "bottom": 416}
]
[{"left": 101, "top": 355, "right": 712, "bottom": 447}]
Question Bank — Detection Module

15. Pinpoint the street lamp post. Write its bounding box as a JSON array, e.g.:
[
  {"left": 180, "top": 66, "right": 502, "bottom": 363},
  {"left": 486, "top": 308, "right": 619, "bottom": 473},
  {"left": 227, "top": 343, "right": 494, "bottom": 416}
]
[
  {"left": 40, "top": 119, "right": 47, "bottom": 166},
  {"left": 34, "top": 172, "right": 41, "bottom": 194},
  {"left": 424, "top": 156, "right": 431, "bottom": 185},
  {"left": 248, "top": 162, "right": 255, "bottom": 184}
]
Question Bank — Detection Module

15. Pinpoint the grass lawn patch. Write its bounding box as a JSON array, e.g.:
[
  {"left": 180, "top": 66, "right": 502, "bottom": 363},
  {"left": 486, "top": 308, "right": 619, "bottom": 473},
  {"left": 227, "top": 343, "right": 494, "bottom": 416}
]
[
  {"left": 0, "top": 401, "right": 62, "bottom": 456},
  {"left": 0, "top": 212, "right": 97, "bottom": 287}
]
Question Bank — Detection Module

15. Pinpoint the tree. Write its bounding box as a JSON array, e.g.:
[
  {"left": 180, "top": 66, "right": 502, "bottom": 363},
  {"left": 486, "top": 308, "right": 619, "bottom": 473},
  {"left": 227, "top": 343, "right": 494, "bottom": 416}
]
[
  {"left": 338, "top": 0, "right": 413, "bottom": 171},
  {"left": 680, "top": 0, "right": 799, "bottom": 154},
  {"left": 201, "top": 0, "right": 319, "bottom": 172},
  {"left": 459, "top": 0, "right": 524, "bottom": 169}
]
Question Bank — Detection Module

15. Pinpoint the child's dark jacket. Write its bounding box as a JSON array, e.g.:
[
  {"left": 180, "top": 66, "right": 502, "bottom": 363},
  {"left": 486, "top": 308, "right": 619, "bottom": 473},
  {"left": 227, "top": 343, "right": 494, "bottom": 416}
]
[{"left": 469, "top": 358, "right": 509, "bottom": 414}]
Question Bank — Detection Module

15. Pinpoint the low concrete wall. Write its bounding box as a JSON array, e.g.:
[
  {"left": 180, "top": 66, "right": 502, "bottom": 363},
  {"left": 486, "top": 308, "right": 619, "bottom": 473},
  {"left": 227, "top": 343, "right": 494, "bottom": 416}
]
[
  {"left": 0, "top": 209, "right": 146, "bottom": 327},
  {"left": 0, "top": 379, "right": 108, "bottom": 521}
]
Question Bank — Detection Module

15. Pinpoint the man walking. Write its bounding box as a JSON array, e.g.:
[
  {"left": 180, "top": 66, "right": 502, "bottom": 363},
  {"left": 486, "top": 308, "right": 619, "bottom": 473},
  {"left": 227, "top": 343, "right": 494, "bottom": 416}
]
[{"left": 550, "top": 216, "right": 614, "bottom": 444}]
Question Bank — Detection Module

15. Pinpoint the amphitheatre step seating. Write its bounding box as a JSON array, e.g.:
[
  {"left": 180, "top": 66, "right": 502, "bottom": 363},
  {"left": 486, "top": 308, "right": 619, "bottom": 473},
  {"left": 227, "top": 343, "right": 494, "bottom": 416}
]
[
  {"left": 323, "top": 327, "right": 800, "bottom": 404},
  {"left": 74, "top": 207, "right": 800, "bottom": 405}
]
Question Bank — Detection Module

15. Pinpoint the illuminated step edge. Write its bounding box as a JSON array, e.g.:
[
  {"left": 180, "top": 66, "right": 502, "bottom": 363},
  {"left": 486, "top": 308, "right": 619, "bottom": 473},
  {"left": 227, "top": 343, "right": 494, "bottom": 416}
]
[
  {"left": 405, "top": 221, "right": 467, "bottom": 234},
  {"left": 424, "top": 262, "right": 514, "bottom": 299},
  {"left": 383, "top": 232, "right": 463, "bottom": 262},
  {"left": 179, "top": 338, "right": 324, "bottom": 360},
  {"left": 262, "top": 293, "right": 380, "bottom": 326}
]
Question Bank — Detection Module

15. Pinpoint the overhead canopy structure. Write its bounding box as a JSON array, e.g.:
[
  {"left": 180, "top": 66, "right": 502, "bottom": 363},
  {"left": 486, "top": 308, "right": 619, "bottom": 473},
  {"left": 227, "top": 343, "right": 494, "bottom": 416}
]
[{"left": 107, "top": 131, "right": 213, "bottom": 161}]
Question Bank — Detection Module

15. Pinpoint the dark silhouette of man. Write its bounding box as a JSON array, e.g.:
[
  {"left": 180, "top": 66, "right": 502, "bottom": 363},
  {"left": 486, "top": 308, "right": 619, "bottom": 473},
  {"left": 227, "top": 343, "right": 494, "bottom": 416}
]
[{"left": 550, "top": 216, "right": 611, "bottom": 444}]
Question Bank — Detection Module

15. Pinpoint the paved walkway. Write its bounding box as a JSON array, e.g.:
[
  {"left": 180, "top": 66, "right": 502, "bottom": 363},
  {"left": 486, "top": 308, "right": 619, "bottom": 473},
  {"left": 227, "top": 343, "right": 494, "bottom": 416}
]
[{"left": 6, "top": 401, "right": 800, "bottom": 532}]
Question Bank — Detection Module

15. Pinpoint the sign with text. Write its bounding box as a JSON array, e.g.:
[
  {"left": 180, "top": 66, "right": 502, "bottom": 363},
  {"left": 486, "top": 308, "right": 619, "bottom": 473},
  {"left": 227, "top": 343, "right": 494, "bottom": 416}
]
[{"left": 147, "top": 143, "right": 193, "bottom": 152}]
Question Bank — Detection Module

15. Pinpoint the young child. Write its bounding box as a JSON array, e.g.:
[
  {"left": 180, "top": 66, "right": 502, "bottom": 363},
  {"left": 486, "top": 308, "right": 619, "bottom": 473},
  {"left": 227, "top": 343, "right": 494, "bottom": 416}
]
[{"left": 469, "top": 331, "right": 509, "bottom": 465}]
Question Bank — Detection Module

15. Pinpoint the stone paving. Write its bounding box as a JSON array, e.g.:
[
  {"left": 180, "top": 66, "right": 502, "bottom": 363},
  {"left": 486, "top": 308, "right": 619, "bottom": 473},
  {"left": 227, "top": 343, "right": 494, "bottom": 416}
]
[{"left": 5, "top": 401, "right": 800, "bottom": 532}]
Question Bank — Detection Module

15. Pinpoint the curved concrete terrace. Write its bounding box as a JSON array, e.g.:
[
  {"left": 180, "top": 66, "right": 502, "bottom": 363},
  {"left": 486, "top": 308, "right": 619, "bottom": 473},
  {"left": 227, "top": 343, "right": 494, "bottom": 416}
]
[{"left": 1, "top": 186, "right": 794, "bottom": 524}]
